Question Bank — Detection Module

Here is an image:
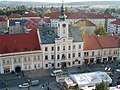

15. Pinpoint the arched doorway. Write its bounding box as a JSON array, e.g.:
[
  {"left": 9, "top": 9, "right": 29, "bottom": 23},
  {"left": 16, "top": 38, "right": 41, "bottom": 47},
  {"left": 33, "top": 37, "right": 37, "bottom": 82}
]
[
  {"left": 61, "top": 62, "right": 67, "bottom": 68},
  {"left": 15, "top": 66, "right": 21, "bottom": 72}
]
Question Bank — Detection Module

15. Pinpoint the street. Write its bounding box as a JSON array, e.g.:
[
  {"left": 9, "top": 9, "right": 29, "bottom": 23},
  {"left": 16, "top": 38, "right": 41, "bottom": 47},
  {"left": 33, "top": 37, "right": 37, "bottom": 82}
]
[{"left": 0, "top": 60, "right": 120, "bottom": 90}]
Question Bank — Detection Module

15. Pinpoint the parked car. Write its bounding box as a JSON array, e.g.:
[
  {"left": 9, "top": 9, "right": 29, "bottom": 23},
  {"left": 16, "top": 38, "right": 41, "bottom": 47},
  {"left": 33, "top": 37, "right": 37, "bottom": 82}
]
[
  {"left": 18, "top": 83, "right": 30, "bottom": 88},
  {"left": 31, "top": 80, "right": 40, "bottom": 86},
  {"left": 116, "top": 69, "right": 120, "bottom": 72}
]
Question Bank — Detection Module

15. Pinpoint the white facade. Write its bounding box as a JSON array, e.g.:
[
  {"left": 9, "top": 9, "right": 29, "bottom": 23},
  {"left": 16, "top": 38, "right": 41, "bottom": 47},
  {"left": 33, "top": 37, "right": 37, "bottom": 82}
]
[
  {"left": 41, "top": 20, "right": 84, "bottom": 69},
  {"left": 0, "top": 50, "right": 42, "bottom": 74},
  {"left": 83, "top": 48, "right": 118, "bottom": 64},
  {"left": 109, "top": 23, "right": 120, "bottom": 34}
]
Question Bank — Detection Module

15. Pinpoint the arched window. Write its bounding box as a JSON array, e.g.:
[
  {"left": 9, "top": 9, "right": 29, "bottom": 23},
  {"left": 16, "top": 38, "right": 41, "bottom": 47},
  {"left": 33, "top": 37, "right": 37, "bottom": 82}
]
[{"left": 57, "top": 54, "right": 60, "bottom": 59}]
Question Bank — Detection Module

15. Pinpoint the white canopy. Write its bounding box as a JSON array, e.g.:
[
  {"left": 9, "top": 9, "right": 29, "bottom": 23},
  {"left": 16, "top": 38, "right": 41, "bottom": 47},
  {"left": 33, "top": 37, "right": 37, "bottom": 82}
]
[{"left": 68, "top": 71, "right": 112, "bottom": 87}]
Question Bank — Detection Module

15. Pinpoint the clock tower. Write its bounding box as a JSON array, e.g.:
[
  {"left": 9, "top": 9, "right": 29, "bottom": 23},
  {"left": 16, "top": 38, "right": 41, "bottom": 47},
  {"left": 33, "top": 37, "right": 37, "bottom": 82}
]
[{"left": 57, "top": 1, "right": 68, "bottom": 38}]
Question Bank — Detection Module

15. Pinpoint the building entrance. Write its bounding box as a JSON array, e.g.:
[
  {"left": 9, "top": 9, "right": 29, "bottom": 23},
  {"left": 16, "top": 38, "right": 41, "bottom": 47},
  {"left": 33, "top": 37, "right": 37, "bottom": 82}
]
[
  {"left": 15, "top": 66, "right": 21, "bottom": 72},
  {"left": 61, "top": 62, "right": 67, "bottom": 68}
]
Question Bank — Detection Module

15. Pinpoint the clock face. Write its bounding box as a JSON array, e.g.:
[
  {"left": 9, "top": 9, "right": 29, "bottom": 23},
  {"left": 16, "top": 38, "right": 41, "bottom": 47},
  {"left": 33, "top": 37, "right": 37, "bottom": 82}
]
[{"left": 62, "top": 24, "right": 66, "bottom": 28}]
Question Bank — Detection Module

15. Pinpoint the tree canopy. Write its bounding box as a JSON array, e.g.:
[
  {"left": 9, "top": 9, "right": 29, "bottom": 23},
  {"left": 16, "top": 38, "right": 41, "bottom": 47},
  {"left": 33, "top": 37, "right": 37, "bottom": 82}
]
[
  {"left": 95, "top": 81, "right": 109, "bottom": 90},
  {"left": 94, "top": 25, "right": 106, "bottom": 35}
]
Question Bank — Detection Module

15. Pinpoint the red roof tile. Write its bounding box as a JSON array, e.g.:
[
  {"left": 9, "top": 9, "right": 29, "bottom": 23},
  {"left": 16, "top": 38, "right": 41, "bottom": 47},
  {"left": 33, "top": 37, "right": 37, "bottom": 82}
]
[
  {"left": 82, "top": 34, "right": 119, "bottom": 50},
  {"left": 0, "top": 30, "right": 40, "bottom": 54},
  {"left": 0, "top": 15, "right": 8, "bottom": 22},
  {"left": 96, "top": 35, "right": 118, "bottom": 48},
  {"left": 22, "top": 12, "right": 39, "bottom": 17},
  {"left": 45, "top": 12, "right": 115, "bottom": 19},
  {"left": 9, "top": 14, "right": 21, "bottom": 18},
  {"left": 24, "top": 20, "right": 38, "bottom": 30},
  {"left": 82, "top": 34, "right": 102, "bottom": 50},
  {"left": 30, "top": 18, "right": 41, "bottom": 23},
  {"left": 111, "top": 20, "right": 120, "bottom": 25}
]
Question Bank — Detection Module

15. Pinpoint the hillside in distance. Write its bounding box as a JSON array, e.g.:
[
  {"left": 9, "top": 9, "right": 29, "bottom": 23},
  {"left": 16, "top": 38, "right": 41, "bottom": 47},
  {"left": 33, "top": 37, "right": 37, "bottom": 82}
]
[{"left": 0, "top": 1, "right": 120, "bottom": 7}]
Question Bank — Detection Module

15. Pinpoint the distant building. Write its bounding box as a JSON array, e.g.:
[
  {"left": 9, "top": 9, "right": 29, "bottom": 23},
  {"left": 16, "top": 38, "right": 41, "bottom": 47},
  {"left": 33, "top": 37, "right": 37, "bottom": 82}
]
[
  {"left": 74, "top": 19, "right": 96, "bottom": 34},
  {"left": 0, "top": 15, "right": 9, "bottom": 32},
  {"left": 110, "top": 20, "right": 120, "bottom": 34},
  {"left": 45, "top": 12, "right": 116, "bottom": 33}
]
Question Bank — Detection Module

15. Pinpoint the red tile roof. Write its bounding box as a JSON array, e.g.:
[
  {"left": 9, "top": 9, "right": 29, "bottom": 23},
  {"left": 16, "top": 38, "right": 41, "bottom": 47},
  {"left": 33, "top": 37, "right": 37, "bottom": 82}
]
[
  {"left": 42, "top": 17, "right": 51, "bottom": 23},
  {"left": 111, "top": 20, "right": 120, "bottom": 25},
  {"left": 45, "top": 12, "right": 114, "bottom": 19},
  {"left": 30, "top": 18, "right": 41, "bottom": 23},
  {"left": 82, "top": 34, "right": 102, "bottom": 50},
  {"left": 96, "top": 35, "right": 118, "bottom": 48},
  {"left": 22, "top": 12, "right": 39, "bottom": 17},
  {"left": 0, "top": 15, "right": 8, "bottom": 22},
  {"left": 24, "top": 20, "right": 38, "bottom": 30},
  {"left": 0, "top": 30, "right": 40, "bottom": 54},
  {"left": 82, "top": 34, "right": 118, "bottom": 50},
  {"left": 9, "top": 14, "right": 21, "bottom": 18}
]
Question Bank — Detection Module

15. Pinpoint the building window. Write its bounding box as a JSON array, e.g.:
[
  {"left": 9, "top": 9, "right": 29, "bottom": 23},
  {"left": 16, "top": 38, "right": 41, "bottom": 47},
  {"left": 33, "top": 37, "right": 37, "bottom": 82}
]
[
  {"left": 69, "top": 45, "right": 71, "bottom": 50},
  {"left": 104, "top": 51, "right": 106, "bottom": 55},
  {"left": 92, "top": 51, "right": 94, "bottom": 56},
  {"left": 52, "top": 63, "right": 54, "bottom": 67},
  {"left": 57, "top": 46, "right": 60, "bottom": 51},
  {"left": 34, "top": 64, "right": 36, "bottom": 68},
  {"left": 24, "top": 57, "right": 26, "bottom": 61},
  {"left": 57, "top": 63, "right": 59, "bottom": 67},
  {"left": 51, "top": 55, "right": 54, "bottom": 59},
  {"left": 98, "top": 51, "right": 100, "bottom": 56},
  {"left": 18, "top": 58, "right": 21, "bottom": 62},
  {"left": 38, "top": 56, "right": 40, "bottom": 60},
  {"left": 34, "top": 56, "right": 36, "bottom": 60},
  {"left": 7, "top": 60, "right": 9, "bottom": 64},
  {"left": 73, "top": 53, "right": 75, "bottom": 57},
  {"left": 38, "top": 64, "right": 40, "bottom": 67},
  {"left": 109, "top": 50, "right": 111, "bottom": 55},
  {"left": 28, "top": 57, "right": 30, "bottom": 61},
  {"left": 14, "top": 58, "right": 16, "bottom": 63},
  {"left": 78, "top": 61, "right": 81, "bottom": 64},
  {"left": 63, "top": 46, "right": 65, "bottom": 50},
  {"left": 51, "top": 47, "right": 54, "bottom": 51},
  {"left": 57, "top": 54, "right": 60, "bottom": 59},
  {"left": 68, "top": 62, "right": 71, "bottom": 66},
  {"left": 46, "top": 64, "right": 48, "bottom": 67},
  {"left": 45, "top": 55, "right": 48, "bottom": 60},
  {"left": 73, "top": 61, "right": 75, "bottom": 65},
  {"left": 45, "top": 47, "right": 48, "bottom": 51},
  {"left": 73, "top": 45, "right": 75, "bottom": 49},
  {"left": 79, "top": 45, "right": 81, "bottom": 49},
  {"left": 68, "top": 54, "right": 71, "bottom": 58},
  {"left": 78, "top": 53, "right": 81, "bottom": 57},
  {"left": 28, "top": 65, "right": 31, "bottom": 69},
  {"left": 84, "top": 52, "right": 89, "bottom": 56},
  {"left": 3, "top": 60, "right": 5, "bottom": 64}
]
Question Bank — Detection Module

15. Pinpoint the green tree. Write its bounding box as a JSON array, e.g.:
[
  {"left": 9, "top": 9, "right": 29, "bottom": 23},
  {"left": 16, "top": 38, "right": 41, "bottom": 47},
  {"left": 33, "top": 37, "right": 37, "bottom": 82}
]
[
  {"left": 95, "top": 81, "right": 109, "bottom": 90},
  {"left": 94, "top": 25, "right": 106, "bottom": 35}
]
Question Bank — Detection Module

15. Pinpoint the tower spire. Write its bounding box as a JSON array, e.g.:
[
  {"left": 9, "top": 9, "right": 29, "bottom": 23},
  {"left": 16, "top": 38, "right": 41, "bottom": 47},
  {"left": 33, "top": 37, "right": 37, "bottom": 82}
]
[{"left": 59, "top": 0, "right": 67, "bottom": 21}]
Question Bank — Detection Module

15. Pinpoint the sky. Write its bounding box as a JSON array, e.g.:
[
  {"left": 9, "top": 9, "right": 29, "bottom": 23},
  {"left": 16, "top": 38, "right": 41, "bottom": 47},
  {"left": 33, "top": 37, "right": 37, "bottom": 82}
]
[{"left": 0, "top": 0, "right": 114, "bottom": 3}]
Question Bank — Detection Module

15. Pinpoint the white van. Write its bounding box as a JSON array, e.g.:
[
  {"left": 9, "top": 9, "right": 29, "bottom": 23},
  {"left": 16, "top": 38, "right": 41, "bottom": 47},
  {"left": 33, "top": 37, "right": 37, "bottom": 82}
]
[{"left": 50, "top": 69, "right": 63, "bottom": 76}]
